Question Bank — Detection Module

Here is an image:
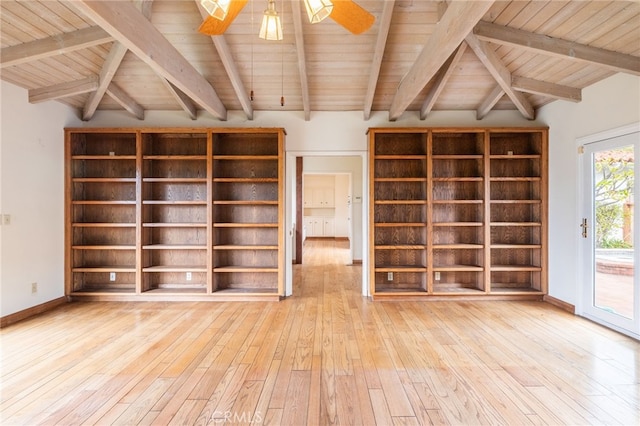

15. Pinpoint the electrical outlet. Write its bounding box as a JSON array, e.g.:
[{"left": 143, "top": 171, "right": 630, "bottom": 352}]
[
  {"left": 109, "top": 272, "right": 116, "bottom": 281},
  {"left": 2, "top": 214, "right": 10, "bottom": 225},
  {"left": 186, "top": 272, "right": 192, "bottom": 281},
  {"left": 387, "top": 272, "right": 393, "bottom": 281},
  {"left": 435, "top": 272, "right": 441, "bottom": 281},
  {"left": 31, "top": 282, "right": 38, "bottom": 294}
]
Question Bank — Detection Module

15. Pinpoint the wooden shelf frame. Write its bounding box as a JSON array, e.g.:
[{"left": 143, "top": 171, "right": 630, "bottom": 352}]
[
  {"left": 369, "top": 127, "right": 548, "bottom": 299},
  {"left": 65, "top": 128, "right": 285, "bottom": 301}
]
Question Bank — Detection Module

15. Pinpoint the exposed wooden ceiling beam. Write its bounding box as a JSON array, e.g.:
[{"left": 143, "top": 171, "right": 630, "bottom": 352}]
[
  {"left": 473, "top": 21, "right": 640, "bottom": 76},
  {"left": 72, "top": 0, "right": 226, "bottom": 120},
  {"left": 363, "top": 0, "right": 395, "bottom": 121},
  {"left": 465, "top": 33, "right": 535, "bottom": 119},
  {"left": 196, "top": 1, "right": 252, "bottom": 120},
  {"left": 161, "top": 80, "right": 198, "bottom": 120},
  {"left": 476, "top": 85, "right": 504, "bottom": 120},
  {"left": 511, "top": 75, "right": 582, "bottom": 103},
  {"left": 106, "top": 83, "right": 144, "bottom": 120},
  {"left": 28, "top": 76, "right": 98, "bottom": 103},
  {"left": 420, "top": 42, "right": 467, "bottom": 120},
  {"left": 388, "top": 0, "right": 494, "bottom": 121},
  {"left": 291, "top": 0, "right": 310, "bottom": 121},
  {"left": 0, "top": 26, "right": 112, "bottom": 69},
  {"left": 83, "top": 43, "right": 128, "bottom": 121}
]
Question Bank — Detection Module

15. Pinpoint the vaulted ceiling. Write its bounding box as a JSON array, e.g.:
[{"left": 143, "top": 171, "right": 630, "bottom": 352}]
[{"left": 1, "top": 0, "right": 639, "bottom": 122}]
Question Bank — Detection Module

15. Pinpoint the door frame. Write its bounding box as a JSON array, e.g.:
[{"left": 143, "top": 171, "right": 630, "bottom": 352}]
[
  {"left": 285, "top": 151, "right": 368, "bottom": 297},
  {"left": 577, "top": 122, "right": 640, "bottom": 339}
]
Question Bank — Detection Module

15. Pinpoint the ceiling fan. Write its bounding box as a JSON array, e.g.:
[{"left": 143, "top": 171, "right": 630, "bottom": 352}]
[{"left": 198, "top": 0, "right": 375, "bottom": 36}]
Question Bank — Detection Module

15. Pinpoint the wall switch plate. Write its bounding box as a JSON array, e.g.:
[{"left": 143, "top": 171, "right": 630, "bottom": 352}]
[
  {"left": 31, "top": 282, "right": 37, "bottom": 294},
  {"left": 186, "top": 272, "right": 192, "bottom": 281},
  {"left": 109, "top": 272, "right": 116, "bottom": 281},
  {"left": 2, "top": 214, "right": 10, "bottom": 225}
]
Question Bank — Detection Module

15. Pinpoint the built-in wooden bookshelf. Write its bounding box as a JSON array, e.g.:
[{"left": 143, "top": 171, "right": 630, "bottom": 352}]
[
  {"left": 65, "top": 128, "right": 284, "bottom": 301},
  {"left": 369, "top": 127, "right": 547, "bottom": 300}
]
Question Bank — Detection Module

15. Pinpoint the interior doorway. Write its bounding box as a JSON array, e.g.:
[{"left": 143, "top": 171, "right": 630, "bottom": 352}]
[{"left": 285, "top": 152, "right": 368, "bottom": 297}]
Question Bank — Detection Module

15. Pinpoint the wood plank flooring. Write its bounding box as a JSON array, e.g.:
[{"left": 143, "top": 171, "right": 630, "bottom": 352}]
[{"left": 1, "top": 239, "right": 639, "bottom": 425}]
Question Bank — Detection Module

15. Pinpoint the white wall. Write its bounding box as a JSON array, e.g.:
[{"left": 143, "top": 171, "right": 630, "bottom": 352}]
[
  {"left": 1, "top": 81, "right": 81, "bottom": 316},
  {"left": 538, "top": 73, "right": 640, "bottom": 305},
  {"left": 2, "top": 79, "right": 550, "bottom": 314}
]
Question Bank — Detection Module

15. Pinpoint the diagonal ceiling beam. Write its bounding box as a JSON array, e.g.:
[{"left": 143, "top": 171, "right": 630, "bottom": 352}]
[
  {"left": 196, "top": 1, "right": 253, "bottom": 120},
  {"left": 476, "top": 85, "right": 504, "bottom": 120},
  {"left": 291, "top": 0, "right": 310, "bottom": 121},
  {"left": 511, "top": 75, "right": 581, "bottom": 103},
  {"left": 363, "top": 0, "right": 395, "bottom": 121},
  {"left": 28, "top": 76, "right": 98, "bottom": 103},
  {"left": 388, "top": 0, "right": 494, "bottom": 121},
  {"left": 473, "top": 21, "right": 640, "bottom": 76},
  {"left": 106, "top": 83, "right": 144, "bottom": 120},
  {"left": 83, "top": 42, "right": 128, "bottom": 120},
  {"left": 71, "top": 0, "right": 227, "bottom": 120},
  {"left": 465, "top": 33, "right": 535, "bottom": 119},
  {"left": 161, "top": 79, "right": 198, "bottom": 119},
  {"left": 0, "top": 26, "right": 112, "bottom": 68},
  {"left": 420, "top": 42, "right": 467, "bottom": 120}
]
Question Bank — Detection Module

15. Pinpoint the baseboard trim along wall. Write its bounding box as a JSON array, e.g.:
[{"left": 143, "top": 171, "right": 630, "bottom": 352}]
[
  {"left": 543, "top": 294, "right": 576, "bottom": 314},
  {"left": 0, "top": 297, "right": 68, "bottom": 328}
]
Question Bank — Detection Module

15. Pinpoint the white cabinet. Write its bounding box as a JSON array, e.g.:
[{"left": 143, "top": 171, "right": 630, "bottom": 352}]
[
  {"left": 304, "top": 216, "right": 335, "bottom": 237},
  {"left": 304, "top": 187, "right": 334, "bottom": 207}
]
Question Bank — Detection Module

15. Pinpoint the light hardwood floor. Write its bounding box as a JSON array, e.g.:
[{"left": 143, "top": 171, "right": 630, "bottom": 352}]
[{"left": 1, "top": 239, "right": 639, "bottom": 425}]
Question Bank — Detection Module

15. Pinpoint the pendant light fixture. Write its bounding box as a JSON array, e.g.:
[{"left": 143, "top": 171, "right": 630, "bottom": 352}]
[
  {"left": 200, "top": 0, "right": 231, "bottom": 20},
  {"left": 259, "top": 0, "right": 283, "bottom": 41},
  {"left": 303, "top": 0, "right": 333, "bottom": 23}
]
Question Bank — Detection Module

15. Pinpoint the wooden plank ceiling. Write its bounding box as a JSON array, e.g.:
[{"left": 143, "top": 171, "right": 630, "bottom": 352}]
[{"left": 1, "top": 0, "right": 639, "bottom": 121}]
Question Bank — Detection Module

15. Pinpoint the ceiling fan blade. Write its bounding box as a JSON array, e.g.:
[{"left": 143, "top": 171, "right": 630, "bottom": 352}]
[
  {"left": 329, "top": 0, "right": 375, "bottom": 35},
  {"left": 198, "top": 0, "right": 248, "bottom": 36}
]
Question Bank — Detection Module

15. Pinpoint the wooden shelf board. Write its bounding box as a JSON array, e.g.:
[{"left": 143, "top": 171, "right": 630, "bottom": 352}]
[
  {"left": 374, "top": 178, "right": 427, "bottom": 182},
  {"left": 490, "top": 177, "right": 541, "bottom": 181},
  {"left": 71, "top": 288, "right": 136, "bottom": 294},
  {"left": 375, "top": 222, "right": 426, "bottom": 227},
  {"left": 143, "top": 245, "right": 207, "bottom": 250},
  {"left": 72, "top": 200, "right": 135, "bottom": 205},
  {"left": 213, "top": 200, "right": 278, "bottom": 205},
  {"left": 73, "top": 177, "right": 136, "bottom": 182},
  {"left": 432, "top": 177, "right": 483, "bottom": 182},
  {"left": 73, "top": 223, "right": 136, "bottom": 228},
  {"left": 433, "top": 222, "right": 483, "bottom": 227},
  {"left": 143, "top": 200, "right": 207, "bottom": 205},
  {"left": 144, "top": 286, "right": 207, "bottom": 294},
  {"left": 432, "top": 286, "right": 486, "bottom": 294},
  {"left": 491, "top": 244, "right": 542, "bottom": 249},
  {"left": 489, "top": 287, "right": 543, "bottom": 294},
  {"left": 432, "top": 265, "right": 484, "bottom": 271},
  {"left": 432, "top": 155, "right": 483, "bottom": 159},
  {"left": 143, "top": 223, "right": 207, "bottom": 228},
  {"left": 373, "top": 288, "right": 426, "bottom": 295},
  {"left": 491, "top": 265, "right": 542, "bottom": 272},
  {"left": 214, "top": 287, "right": 279, "bottom": 294},
  {"left": 432, "top": 200, "right": 483, "bottom": 204},
  {"left": 374, "top": 200, "right": 427, "bottom": 205},
  {"left": 213, "top": 155, "right": 278, "bottom": 160},
  {"left": 214, "top": 245, "right": 278, "bottom": 250},
  {"left": 143, "top": 155, "right": 207, "bottom": 160},
  {"left": 72, "top": 155, "right": 136, "bottom": 160},
  {"left": 72, "top": 245, "right": 135, "bottom": 250},
  {"left": 491, "top": 222, "right": 541, "bottom": 227},
  {"left": 375, "top": 266, "right": 427, "bottom": 272},
  {"left": 491, "top": 200, "right": 541, "bottom": 204},
  {"left": 214, "top": 223, "right": 278, "bottom": 228},
  {"left": 213, "top": 178, "right": 278, "bottom": 183},
  {"left": 72, "top": 267, "right": 136, "bottom": 273},
  {"left": 375, "top": 245, "right": 426, "bottom": 250},
  {"left": 490, "top": 154, "right": 540, "bottom": 159},
  {"left": 143, "top": 178, "right": 207, "bottom": 183},
  {"left": 374, "top": 155, "right": 425, "bottom": 160},
  {"left": 433, "top": 244, "right": 483, "bottom": 249},
  {"left": 214, "top": 266, "right": 278, "bottom": 273},
  {"left": 143, "top": 265, "right": 208, "bottom": 272}
]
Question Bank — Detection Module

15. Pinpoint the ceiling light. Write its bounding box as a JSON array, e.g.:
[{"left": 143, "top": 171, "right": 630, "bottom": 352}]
[
  {"left": 259, "top": 0, "right": 283, "bottom": 41},
  {"left": 303, "top": 0, "right": 333, "bottom": 23},
  {"left": 200, "top": 0, "right": 231, "bottom": 21}
]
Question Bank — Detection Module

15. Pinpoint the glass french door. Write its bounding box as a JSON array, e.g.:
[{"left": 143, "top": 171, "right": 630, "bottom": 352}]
[{"left": 581, "top": 130, "right": 640, "bottom": 338}]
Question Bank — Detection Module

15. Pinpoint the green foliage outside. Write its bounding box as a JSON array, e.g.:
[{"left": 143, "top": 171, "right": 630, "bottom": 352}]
[{"left": 594, "top": 147, "right": 633, "bottom": 249}]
